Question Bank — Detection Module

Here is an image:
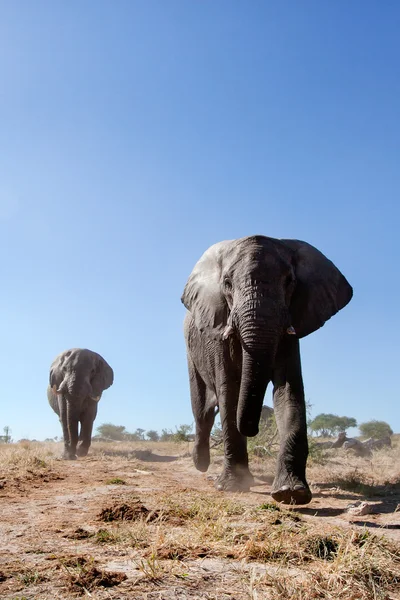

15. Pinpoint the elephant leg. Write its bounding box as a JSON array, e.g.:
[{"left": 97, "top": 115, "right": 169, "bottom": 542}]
[
  {"left": 77, "top": 400, "right": 98, "bottom": 457},
  {"left": 271, "top": 337, "right": 311, "bottom": 505},
  {"left": 215, "top": 382, "right": 254, "bottom": 492},
  {"left": 66, "top": 397, "right": 80, "bottom": 460},
  {"left": 189, "top": 359, "right": 216, "bottom": 472},
  {"left": 58, "top": 394, "right": 77, "bottom": 460}
]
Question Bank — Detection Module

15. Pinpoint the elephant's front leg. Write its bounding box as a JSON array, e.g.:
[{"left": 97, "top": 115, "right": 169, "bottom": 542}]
[
  {"left": 216, "top": 382, "right": 254, "bottom": 492},
  {"left": 77, "top": 400, "right": 98, "bottom": 458},
  {"left": 58, "top": 395, "right": 77, "bottom": 460},
  {"left": 271, "top": 338, "right": 311, "bottom": 505},
  {"left": 189, "top": 358, "right": 216, "bottom": 472}
]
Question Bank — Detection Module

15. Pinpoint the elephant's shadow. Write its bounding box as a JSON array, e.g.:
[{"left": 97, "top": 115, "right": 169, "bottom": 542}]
[
  {"left": 98, "top": 448, "right": 179, "bottom": 462},
  {"left": 314, "top": 481, "right": 400, "bottom": 510},
  {"left": 249, "top": 477, "right": 400, "bottom": 520}
]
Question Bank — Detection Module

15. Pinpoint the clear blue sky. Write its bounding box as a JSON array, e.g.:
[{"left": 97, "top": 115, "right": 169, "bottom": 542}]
[{"left": 0, "top": 1, "right": 398, "bottom": 441}]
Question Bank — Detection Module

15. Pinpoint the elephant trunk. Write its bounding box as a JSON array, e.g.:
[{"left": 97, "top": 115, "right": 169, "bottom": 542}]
[
  {"left": 234, "top": 292, "right": 285, "bottom": 437},
  {"left": 237, "top": 348, "right": 272, "bottom": 437},
  {"left": 57, "top": 393, "right": 70, "bottom": 446}
]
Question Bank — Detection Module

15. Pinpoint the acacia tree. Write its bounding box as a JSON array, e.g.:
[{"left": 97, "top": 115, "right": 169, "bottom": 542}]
[
  {"left": 135, "top": 428, "right": 146, "bottom": 441},
  {"left": 359, "top": 420, "right": 393, "bottom": 439},
  {"left": 160, "top": 429, "right": 174, "bottom": 442},
  {"left": 173, "top": 424, "right": 193, "bottom": 442},
  {"left": 309, "top": 414, "right": 357, "bottom": 437},
  {"left": 95, "top": 424, "right": 127, "bottom": 440},
  {"left": 336, "top": 416, "right": 357, "bottom": 432},
  {"left": 146, "top": 430, "right": 160, "bottom": 442}
]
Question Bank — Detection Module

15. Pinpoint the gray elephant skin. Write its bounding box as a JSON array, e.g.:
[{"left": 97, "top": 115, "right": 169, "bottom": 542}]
[
  {"left": 47, "top": 348, "right": 114, "bottom": 460},
  {"left": 182, "top": 235, "right": 353, "bottom": 505}
]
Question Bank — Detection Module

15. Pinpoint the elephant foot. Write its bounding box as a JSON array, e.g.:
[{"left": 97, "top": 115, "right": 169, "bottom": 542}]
[
  {"left": 215, "top": 465, "right": 254, "bottom": 492},
  {"left": 62, "top": 450, "right": 77, "bottom": 461},
  {"left": 271, "top": 473, "right": 312, "bottom": 505},
  {"left": 193, "top": 441, "right": 210, "bottom": 472},
  {"left": 76, "top": 444, "right": 89, "bottom": 458}
]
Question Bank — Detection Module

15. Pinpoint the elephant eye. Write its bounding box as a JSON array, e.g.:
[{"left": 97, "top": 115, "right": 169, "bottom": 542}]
[{"left": 223, "top": 278, "right": 232, "bottom": 292}]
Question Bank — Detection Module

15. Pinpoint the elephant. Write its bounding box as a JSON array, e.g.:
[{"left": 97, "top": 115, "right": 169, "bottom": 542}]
[
  {"left": 47, "top": 348, "right": 114, "bottom": 460},
  {"left": 181, "top": 235, "right": 352, "bottom": 505}
]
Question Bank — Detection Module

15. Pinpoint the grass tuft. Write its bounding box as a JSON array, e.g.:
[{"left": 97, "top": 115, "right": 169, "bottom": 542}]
[
  {"left": 106, "top": 477, "right": 126, "bottom": 485},
  {"left": 18, "top": 570, "right": 47, "bottom": 586},
  {"left": 59, "top": 555, "right": 126, "bottom": 593},
  {"left": 95, "top": 528, "right": 121, "bottom": 544},
  {"left": 305, "top": 535, "right": 339, "bottom": 560}
]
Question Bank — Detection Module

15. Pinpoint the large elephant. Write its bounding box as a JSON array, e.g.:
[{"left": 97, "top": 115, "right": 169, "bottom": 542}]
[
  {"left": 48, "top": 348, "right": 114, "bottom": 460},
  {"left": 181, "top": 235, "right": 352, "bottom": 505}
]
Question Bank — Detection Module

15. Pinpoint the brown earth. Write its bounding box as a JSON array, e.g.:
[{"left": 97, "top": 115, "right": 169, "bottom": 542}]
[{"left": 0, "top": 441, "right": 399, "bottom": 599}]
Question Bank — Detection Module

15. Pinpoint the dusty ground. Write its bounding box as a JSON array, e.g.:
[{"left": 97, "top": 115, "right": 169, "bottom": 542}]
[{"left": 0, "top": 441, "right": 399, "bottom": 599}]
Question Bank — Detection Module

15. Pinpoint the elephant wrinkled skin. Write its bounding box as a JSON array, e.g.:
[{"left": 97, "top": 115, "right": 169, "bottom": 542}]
[
  {"left": 182, "top": 235, "right": 353, "bottom": 505},
  {"left": 48, "top": 348, "right": 114, "bottom": 460}
]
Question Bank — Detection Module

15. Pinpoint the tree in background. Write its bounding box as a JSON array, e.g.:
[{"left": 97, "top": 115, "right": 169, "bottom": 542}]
[
  {"left": 211, "top": 422, "right": 223, "bottom": 446},
  {"left": 359, "top": 420, "right": 393, "bottom": 439},
  {"left": 134, "top": 428, "right": 146, "bottom": 441},
  {"left": 173, "top": 424, "right": 193, "bottom": 442},
  {"left": 123, "top": 431, "right": 141, "bottom": 441},
  {"left": 146, "top": 430, "right": 160, "bottom": 442},
  {"left": 96, "top": 423, "right": 127, "bottom": 441},
  {"left": 0, "top": 426, "right": 12, "bottom": 443},
  {"left": 336, "top": 416, "right": 357, "bottom": 432},
  {"left": 247, "top": 409, "right": 278, "bottom": 457},
  {"left": 92, "top": 423, "right": 194, "bottom": 444},
  {"left": 160, "top": 429, "right": 174, "bottom": 442},
  {"left": 309, "top": 414, "right": 357, "bottom": 437}
]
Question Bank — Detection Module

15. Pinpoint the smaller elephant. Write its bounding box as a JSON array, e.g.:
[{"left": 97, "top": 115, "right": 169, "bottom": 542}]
[{"left": 48, "top": 348, "right": 114, "bottom": 459}]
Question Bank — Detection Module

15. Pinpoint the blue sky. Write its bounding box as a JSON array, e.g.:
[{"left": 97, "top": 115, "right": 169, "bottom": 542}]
[{"left": 0, "top": 1, "right": 399, "bottom": 441}]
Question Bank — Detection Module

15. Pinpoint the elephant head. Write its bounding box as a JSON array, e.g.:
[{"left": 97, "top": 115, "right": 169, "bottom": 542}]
[
  {"left": 49, "top": 348, "right": 114, "bottom": 402},
  {"left": 181, "top": 235, "right": 352, "bottom": 437}
]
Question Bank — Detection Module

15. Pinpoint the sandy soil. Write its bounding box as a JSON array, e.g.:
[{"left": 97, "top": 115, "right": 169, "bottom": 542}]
[{"left": 0, "top": 444, "right": 399, "bottom": 599}]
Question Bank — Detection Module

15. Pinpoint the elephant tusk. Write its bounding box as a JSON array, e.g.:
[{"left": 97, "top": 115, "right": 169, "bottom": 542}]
[
  {"left": 222, "top": 325, "right": 234, "bottom": 340},
  {"left": 287, "top": 326, "right": 297, "bottom": 335}
]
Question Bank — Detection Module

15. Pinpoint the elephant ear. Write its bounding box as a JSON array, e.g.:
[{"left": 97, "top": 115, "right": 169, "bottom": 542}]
[
  {"left": 181, "top": 241, "right": 232, "bottom": 339},
  {"left": 280, "top": 239, "right": 353, "bottom": 338},
  {"left": 90, "top": 355, "right": 114, "bottom": 398}
]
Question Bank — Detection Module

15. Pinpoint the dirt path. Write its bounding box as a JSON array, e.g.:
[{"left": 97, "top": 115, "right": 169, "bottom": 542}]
[{"left": 0, "top": 448, "right": 399, "bottom": 599}]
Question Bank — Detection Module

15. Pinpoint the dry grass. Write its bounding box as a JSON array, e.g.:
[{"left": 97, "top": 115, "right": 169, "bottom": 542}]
[
  {"left": 307, "top": 442, "right": 400, "bottom": 496},
  {"left": 259, "top": 530, "right": 400, "bottom": 599},
  {"left": 90, "top": 439, "right": 191, "bottom": 459},
  {"left": 248, "top": 435, "right": 400, "bottom": 498},
  {"left": 0, "top": 441, "right": 59, "bottom": 483},
  {"left": 86, "top": 487, "right": 400, "bottom": 599},
  {"left": 1, "top": 437, "right": 399, "bottom": 598},
  {"left": 0, "top": 438, "right": 188, "bottom": 483}
]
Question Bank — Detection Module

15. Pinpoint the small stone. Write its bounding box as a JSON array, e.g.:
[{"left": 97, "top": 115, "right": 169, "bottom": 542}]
[{"left": 347, "top": 501, "right": 372, "bottom": 516}]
